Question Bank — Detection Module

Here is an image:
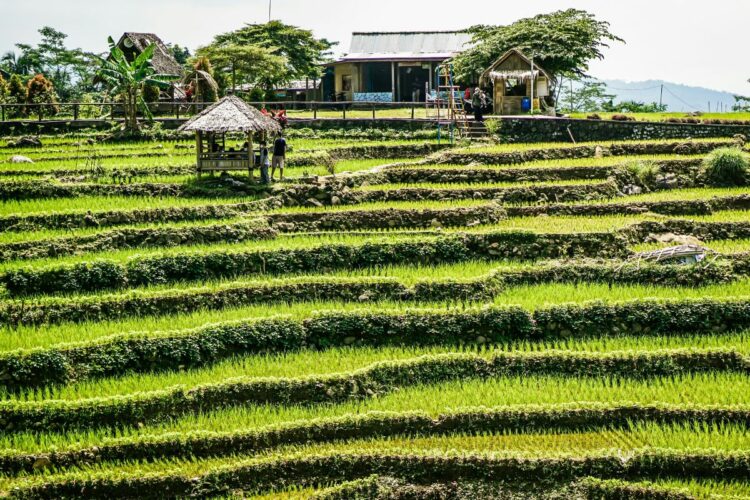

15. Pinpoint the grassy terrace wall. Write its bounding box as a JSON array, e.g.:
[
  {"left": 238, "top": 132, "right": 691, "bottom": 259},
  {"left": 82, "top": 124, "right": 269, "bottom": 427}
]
[
  {"left": 495, "top": 117, "right": 750, "bottom": 143},
  {"left": 3, "top": 297, "right": 750, "bottom": 391},
  {"left": 13, "top": 451, "right": 750, "bottom": 499}
]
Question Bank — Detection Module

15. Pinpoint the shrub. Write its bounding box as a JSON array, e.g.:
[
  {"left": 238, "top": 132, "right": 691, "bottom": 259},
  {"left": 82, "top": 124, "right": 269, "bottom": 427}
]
[
  {"left": 484, "top": 119, "right": 501, "bottom": 135},
  {"left": 611, "top": 114, "right": 635, "bottom": 121},
  {"left": 7, "top": 74, "right": 27, "bottom": 118},
  {"left": 25, "top": 74, "right": 59, "bottom": 117},
  {"left": 701, "top": 147, "right": 749, "bottom": 187},
  {"left": 625, "top": 160, "right": 660, "bottom": 188},
  {"left": 0, "top": 74, "right": 8, "bottom": 103},
  {"left": 142, "top": 84, "right": 161, "bottom": 105}
]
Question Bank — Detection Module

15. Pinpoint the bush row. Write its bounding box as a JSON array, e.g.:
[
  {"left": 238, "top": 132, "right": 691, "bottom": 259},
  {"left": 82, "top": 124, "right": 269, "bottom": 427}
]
[
  {"left": 13, "top": 450, "right": 750, "bottom": 499},
  {"left": 623, "top": 219, "right": 750, "bottom": 244},
  {"left": 1, "top": 232, "right": 628, "bottom": 296},
  {"left": 0, "top": 165, "right": 196, "bottom": 179},
  {"left": 0, "top": 179, "right": 272, "bottom": 202},
  {"left": 353, "top": 181, "right": 619, "bottom": 205},
  {"left": 0, "top": 342, "right": 747, "bottom": 434},
  {"left": 0, "top": 205, "right": 505, "bottom": 262},
  {"left": 1, "top": 257, "right": 745, "bottom": 330},
  {"left": 0, "top": 197, "right": 283, "bottom": 233},
  {"left": 4, "top": 401, "right": 747, "bottom": 477},
  {"left": 580, "top": 478, "right": 695, "bottom": 500},
  {"left": 432, "top": 140, "right": 731, "bottom": 166},
  {"left": 2, "top": 294, "right": 749, "bottom": 393},
  {"left": 0, "top": 221, "right": 276, "bottom": 262},
  {"left": 327, "top": 142, "right": 447, "bottom": 160},
  {"left": 506, "top": 195, "right": 750, "bottom": 218},
  {"left": 381, "top": 159, "right": 703, "bottom": 186},
  {"left": 267, "top": 205, "right": 506, "bottom": 232}
]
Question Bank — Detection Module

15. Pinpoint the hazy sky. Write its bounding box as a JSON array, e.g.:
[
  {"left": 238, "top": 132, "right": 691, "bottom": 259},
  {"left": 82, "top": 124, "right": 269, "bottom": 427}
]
[{"left": 3, "top": 0, "right": 749, "bottom": 94}]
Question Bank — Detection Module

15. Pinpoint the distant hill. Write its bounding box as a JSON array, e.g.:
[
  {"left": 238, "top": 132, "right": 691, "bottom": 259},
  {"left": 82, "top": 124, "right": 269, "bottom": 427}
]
[{"left": 598, "top": 79, "right": 738, "bottom": 113}]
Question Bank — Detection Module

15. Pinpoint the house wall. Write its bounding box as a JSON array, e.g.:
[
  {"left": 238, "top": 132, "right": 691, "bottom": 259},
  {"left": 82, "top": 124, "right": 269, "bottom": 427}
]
[
  {"left": 334, "top": 63, "right": 361, "bottom": 100},
  {"left": 332, "top": 60, "right": 441, "bottom": 102}
]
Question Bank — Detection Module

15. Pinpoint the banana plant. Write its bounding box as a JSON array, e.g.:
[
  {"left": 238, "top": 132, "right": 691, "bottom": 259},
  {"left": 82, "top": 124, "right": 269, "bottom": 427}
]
[{"left": 95, "top": 36, "right": 177, "bottom": 131}]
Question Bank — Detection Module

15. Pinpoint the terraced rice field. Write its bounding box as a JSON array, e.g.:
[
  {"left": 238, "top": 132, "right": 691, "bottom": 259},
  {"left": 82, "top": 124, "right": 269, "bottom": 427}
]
[{"left": 0, "top": 132, "right": 749, "bottom": 499}]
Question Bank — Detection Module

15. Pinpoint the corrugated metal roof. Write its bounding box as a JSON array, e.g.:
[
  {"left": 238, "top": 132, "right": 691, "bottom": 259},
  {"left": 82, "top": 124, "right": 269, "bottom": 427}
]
[{"left": 339, "top": 31, "right": 472, "bottom": 62}]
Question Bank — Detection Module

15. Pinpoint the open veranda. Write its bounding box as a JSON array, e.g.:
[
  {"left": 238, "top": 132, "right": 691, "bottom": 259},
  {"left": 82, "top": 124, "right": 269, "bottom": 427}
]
[{"left": 0, "top": 124, "right": 749, "bottom": 499}]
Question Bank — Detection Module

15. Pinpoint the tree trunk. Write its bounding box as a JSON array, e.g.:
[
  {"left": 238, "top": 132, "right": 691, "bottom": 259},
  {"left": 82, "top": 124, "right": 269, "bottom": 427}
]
[{"left": 125, "top": 87, "right": 139, "bottom": 132}]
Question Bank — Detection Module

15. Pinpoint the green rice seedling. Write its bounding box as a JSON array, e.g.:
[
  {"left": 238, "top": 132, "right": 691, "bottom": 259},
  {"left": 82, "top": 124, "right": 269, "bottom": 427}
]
[
  {"left": 1, "top": 373, "right": 748, "bottom": 454},
  {"left": 649, "top": 478, "right": 750, "bottom": 499},
  {"left": 3, "top": 279, "right": 750, "bottom": 352}
]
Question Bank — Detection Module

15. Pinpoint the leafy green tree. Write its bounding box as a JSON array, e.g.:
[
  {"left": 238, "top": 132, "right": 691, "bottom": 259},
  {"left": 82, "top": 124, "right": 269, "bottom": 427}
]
[
  {"left": 1, "top": 51, "right": 36, "bottom": 75},
  {"left": 559, "top": 78, "right": 615, "bottom": 113},
  {"left": 733, "top": 95, "right": 750, "bottom": 112},
  {"left": 454, "top": 9, "right": 624, "bottom": 100},
  {"left": 200, "top": 21, "right": 335, "bottom": 91},
  {"left": 195, "top": 43, "right": 285, "bottom": 93},
  {"left": 95, "top": 36, "right": 177, "bottom": 131},
  {"left": 7, "top": 74, "right": 27, "bottom": 118},
  {"left": 3, "top": 27, "right": 96, "bottom": 100},
  {"left": 169, "top": 44, "right": 191, "bottom": 66},
  {"left": 602, "top": 100, "right": 667, "bottom": 113},
  {"left": 26, "top": 73, "right": 59, "bottom": 117}
]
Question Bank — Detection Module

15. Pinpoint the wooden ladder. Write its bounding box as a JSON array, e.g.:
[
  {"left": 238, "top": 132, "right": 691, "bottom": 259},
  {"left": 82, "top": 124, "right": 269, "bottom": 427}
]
[{"left": 436, "top": 64, "right": 470, "bottom": 138}]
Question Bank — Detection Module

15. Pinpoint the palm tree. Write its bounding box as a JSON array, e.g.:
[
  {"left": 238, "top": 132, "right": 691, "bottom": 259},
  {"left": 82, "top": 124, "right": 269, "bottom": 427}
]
[
  {"left": 95, "top": 37, "right": 177, "bottom": 131},
  {"left": 1, "top": 51, "right": 30, "bottom": 75}
]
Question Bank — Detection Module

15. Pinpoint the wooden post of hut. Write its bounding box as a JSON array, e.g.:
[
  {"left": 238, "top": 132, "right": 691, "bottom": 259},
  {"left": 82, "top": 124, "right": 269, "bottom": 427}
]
[{"left": 177, "top": 96, "right": 281, "bottom": 181}]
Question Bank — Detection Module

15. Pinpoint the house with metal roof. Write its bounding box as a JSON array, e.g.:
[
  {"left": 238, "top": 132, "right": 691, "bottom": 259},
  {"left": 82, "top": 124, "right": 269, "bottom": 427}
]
[{"left": 326, "top": 31, "right": 472, "bottom": 103}]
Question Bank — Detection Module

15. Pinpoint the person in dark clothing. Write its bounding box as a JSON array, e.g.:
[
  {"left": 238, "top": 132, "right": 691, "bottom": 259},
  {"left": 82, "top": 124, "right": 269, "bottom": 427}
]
[
  {"left": 259, "top": 141, "right": 271, "bottom": 184},
  {"left": 472, "top": 88, "right": 484, "bottom": 121},
  {"left": 271, "top": 133, "right": 287, "bottom": 181}
]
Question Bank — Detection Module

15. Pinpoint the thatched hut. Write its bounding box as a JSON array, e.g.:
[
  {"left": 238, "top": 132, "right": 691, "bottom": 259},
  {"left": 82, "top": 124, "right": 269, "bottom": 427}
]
[
  {"left": 480, "top": 48, "right": 552, "bottom": 115},
  {"left": 178, "top": 95, "right": 282, "bottom": 177}
]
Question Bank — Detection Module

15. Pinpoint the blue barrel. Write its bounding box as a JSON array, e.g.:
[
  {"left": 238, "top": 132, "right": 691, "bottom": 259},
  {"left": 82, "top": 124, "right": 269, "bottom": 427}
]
[{"left": 521, "top": 97, "right": 531, "bottom": 112}]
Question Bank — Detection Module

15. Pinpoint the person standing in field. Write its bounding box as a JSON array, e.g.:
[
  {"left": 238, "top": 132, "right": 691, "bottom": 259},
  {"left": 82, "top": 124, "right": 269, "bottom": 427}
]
[
  {"left": 259, "top": 140, "right": 271, "bottom": 184},
  {"left": 271, "top": 132, "right": 287, "bottom": 181}
]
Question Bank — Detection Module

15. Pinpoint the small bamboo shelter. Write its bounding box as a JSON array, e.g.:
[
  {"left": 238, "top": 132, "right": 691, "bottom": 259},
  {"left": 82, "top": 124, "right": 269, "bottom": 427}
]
[
  {"left": 178, "top": 95, "right": 281, "bottom": 177},
  {"left": 480, "top": 48, "right": 552, "bottom": 115}
]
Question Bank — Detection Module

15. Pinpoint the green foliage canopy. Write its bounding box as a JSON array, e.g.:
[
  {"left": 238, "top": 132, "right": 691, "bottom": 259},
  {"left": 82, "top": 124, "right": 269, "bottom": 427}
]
[
  {"left": 453, "top": 9, "right": 624, "bottom": 91},
  {"left": 198, "top": 21, "right": 336, "bottom": 90},
  {"left": 3, "top": 27, "right": 97, "bottom": 100},
  {"left": 559, "top": 79, "right": 615, "bottom": 113},
  {"left": 26, "top": 73, "right": 59, "bottom": 116}
]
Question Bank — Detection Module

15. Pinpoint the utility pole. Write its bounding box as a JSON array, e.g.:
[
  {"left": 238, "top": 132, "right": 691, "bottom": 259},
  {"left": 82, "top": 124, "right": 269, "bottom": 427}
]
[
  {"left": 659, "top": 84, "right": 663, "bottom": 109},
  {"left": 530, "top": 56, "right": 535, "bottom": 113},
  {"left": 268, "top": 0, "right": 272, "bottom": 22}
]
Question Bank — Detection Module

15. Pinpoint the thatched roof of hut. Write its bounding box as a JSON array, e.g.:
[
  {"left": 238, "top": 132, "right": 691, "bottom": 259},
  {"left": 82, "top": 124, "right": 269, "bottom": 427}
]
[
  {"left": 116, "top": 33, "right": 183, "bottom": 76},
  {"left": 178, "top": 96, "right": 282, "bottom": 134},
  {"left": 480, "top": 48, "right": 551, "bottom": 87}
]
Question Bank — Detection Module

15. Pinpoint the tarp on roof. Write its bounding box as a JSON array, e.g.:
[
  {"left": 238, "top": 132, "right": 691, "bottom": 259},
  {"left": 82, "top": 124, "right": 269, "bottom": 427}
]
[{"left": 338, "top": 31, "right": 472, "bottom": 62}]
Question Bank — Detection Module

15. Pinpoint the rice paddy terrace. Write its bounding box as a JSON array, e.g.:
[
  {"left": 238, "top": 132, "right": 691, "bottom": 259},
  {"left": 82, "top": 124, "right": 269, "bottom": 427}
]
[{"left": 1, "top": 130, "right": 750, "bottom": 499}]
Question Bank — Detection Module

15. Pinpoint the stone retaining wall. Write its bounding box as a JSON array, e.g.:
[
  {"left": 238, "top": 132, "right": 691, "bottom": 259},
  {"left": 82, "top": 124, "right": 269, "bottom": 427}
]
[{"left": 495, "top": 117, "right": 750, "bottom": 143}]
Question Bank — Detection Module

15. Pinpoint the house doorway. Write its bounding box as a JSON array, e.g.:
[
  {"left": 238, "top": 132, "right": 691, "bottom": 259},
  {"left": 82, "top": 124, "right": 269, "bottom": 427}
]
[{"left": 399, "top": 65, "right": 430, "bottom": 102}]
